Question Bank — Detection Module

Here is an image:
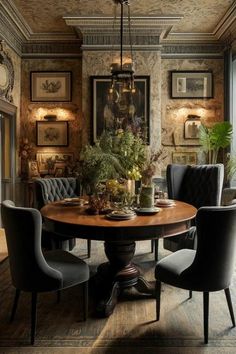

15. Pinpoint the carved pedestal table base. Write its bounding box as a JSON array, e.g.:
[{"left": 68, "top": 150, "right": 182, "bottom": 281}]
[{"left": 92, "top": 240, "right": 155, "bottom": 317}]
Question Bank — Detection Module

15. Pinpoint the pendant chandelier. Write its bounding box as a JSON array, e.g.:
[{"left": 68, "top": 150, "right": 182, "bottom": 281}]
[{"left": 110, "top": 0, "right": 135, "bottom": 95}]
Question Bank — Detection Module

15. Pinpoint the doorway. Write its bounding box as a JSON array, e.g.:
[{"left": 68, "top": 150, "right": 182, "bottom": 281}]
[{"left": 0, "top": 100, "right": 17, "bottom": 227}]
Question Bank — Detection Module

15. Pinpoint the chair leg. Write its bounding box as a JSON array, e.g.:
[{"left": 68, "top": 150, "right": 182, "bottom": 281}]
[
  {"left": 10, "top": 289, "right": 21, "bottom": 322},
  {"left": 154, "top": 239, "right": 159, "bottom": 262},
  {"left": 151, "top": 239, "right": 154, "bottom": 253},
  {"left": 56, "top": 290, "right": 61, "bottom": 303},
  {"left": 155, "top": 280, "right": 161, "bottom": 321},
  {"left": 87, "top": 240, "right": 91, "bottom": 258},
  {"left": 189, "top": 290, "right": 192, "bottom": 299},
  {"left": 224, "top": 288, "right": 235, "bottom": 327},
  {"left": 31, "top": 292, "right": 38, "bottom": 345},
  {"left": 203, "top": 291, "right": 209, "bottom": 344},
  {"left": 83, "top": 281, "right": 88, "bottom": 321}
]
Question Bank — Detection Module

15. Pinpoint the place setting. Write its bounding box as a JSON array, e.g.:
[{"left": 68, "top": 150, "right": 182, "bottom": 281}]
[
  {"left": 60, "top": 198, "right": 87, "bottom": 206},
  {"left": 155, "top": 199, "right": 176, "bottom": 207}
]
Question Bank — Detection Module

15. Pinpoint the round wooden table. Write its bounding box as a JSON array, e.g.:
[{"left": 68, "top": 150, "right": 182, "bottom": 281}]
[{"left": 41, "top": 200, "right": 196, "bottom": 317}]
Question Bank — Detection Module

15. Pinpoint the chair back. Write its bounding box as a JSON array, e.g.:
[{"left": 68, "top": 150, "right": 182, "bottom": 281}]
[
  {"left": 167, "top": 164, "right": 224, "bottom": 209},
  {"left": 34, "top": 177, "right": 81, "bottom": 210},
  {"left": 1, "top": 200, "right": 62, "bottom": 292},
  {"left": 185, "top": 205, "right": 236, "bottom": 291}
]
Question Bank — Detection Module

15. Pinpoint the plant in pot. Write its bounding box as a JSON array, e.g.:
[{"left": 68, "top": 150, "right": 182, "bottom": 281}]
[
  {"left": 78, "top": 130, "right": 146, "bottom": 196},
  {"left": 199, "top": 121, "right": 232, "bottom": 164}
]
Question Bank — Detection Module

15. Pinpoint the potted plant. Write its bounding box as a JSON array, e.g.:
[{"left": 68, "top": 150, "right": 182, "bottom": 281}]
[
  {"left": 78, "top": 130, "right": 146, "bottom": 194},
  {"left": 199, "top": 121, "right": 232, "bottom": 164}
]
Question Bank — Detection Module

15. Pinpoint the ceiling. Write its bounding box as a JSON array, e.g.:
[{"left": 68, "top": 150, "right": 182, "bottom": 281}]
[
  {"left": 1, "top": 0, "right": 236, "bottom": 56},
  {"left": 9, "top": 0, "right": 236, "bottom": 40}
]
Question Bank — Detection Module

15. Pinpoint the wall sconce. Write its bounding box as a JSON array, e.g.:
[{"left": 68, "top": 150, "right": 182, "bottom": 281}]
[{"left": 44, "top": 114, "right": 57, "bottom": 121}]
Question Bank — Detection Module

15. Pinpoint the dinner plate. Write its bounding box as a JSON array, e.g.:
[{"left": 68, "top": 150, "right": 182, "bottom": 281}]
[
  {"left": 106, "top": 214, "right": 136, "bottom": 220},
  {"left": 106, "top": 210, "right": 136, "bottom": 220},
  {"left": 155, "top": 199, "right": 175, "bottom": 207},
  {"left": 134, "top": 207, "right": 161, "bottom": 215},
  {"left": 61, "top": 198, "right": 86, "bottom": 206}
]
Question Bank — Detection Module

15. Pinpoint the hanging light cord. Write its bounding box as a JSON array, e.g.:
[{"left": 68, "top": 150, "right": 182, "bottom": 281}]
[{"left": 128, "top": 3, "right": 134, "bottom": 69}]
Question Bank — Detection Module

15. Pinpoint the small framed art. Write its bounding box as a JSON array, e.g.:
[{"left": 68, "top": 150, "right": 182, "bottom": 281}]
[
  {"left": 172, "top": 152, "right": 197, "bottom": 165},
  {"left": 36, "top": 121, "right": 69, "bottom": 147},
  {"left": 30, "top": 71, "right": 72, "bottom": 102},
  {"left": 171, "top": 71, "right": 213, "bottom": 99},
  {"left": 184, "top": 115, "right": 201, "bottom": 139}
]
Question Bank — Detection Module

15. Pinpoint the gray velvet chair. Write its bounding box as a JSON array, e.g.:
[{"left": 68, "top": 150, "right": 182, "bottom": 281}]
[
  {"left": 1, "top": 200, "right": 90, "bottom": 345},
  {"left": 163, "top": 163, "right": 224, "bottom": 252},
  {"left": 155, "top": 205, "right": 236, "bottom": 343},
  {"left": 34, "top": 177, "right": 91, "bottom": 256}
]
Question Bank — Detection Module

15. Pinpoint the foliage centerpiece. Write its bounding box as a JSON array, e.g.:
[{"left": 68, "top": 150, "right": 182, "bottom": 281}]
[{"left": 79, "top": 130, "right": 146, "bottom": 194}]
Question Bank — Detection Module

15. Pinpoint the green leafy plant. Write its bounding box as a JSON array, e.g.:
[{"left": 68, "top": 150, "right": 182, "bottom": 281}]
[
  {"left": 199, "top": 122, "right": 232, "bottom": 164},
  {"left": 79, "top": 130, "right": 146, "bottom": 193}
]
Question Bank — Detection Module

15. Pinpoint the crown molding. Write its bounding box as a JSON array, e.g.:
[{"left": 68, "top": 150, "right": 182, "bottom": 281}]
[
  {"left": 64, "top": 15, "right": 183, "bottom": 49},
  {"left": 213, "top": 2, "right": 236, "bottom": 40},
  {"left": 0, "top": 1, "right": 235, "bottom": 56},
  {"left": 161, "top": 44, "right": 225, "bottom": 58}
]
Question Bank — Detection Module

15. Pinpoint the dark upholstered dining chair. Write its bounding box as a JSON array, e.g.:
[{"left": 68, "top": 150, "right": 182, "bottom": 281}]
[
  {"left": 1, "top": 200, "right": 90, "bottom": 345},
  {"left": 163, "top": 163, "right": 224, "bottom": 252},
  {"left": 155, "top": 205, "right": 236, "bottom": 343},
  {"left": 34, "top": 177, "right": 91, "bottom": 257}
]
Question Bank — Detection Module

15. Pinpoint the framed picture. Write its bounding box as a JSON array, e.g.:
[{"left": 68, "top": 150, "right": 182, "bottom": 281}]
[
  {"left": 171, "top": 71, "right": 213, "bottom": 98},
  {"left": 28, "top": 160, "right": 40, "bottom": 179},
  {"left": 54, "top": 166, "right": 65, "bottom": 177},
  {"left": 184, "top": 115, "right": 201, "bottom": 139},
  {"left": 36, "top": 152, "right": 74, "bottom": 174},
  {"left": 36, "top": 121, "right": 69, "bottom": 147},
  {"left": 30, "top": 71, "right": 72, "bottom": 102},
  {"left": 91, "top": 75, "right": 150, "bottom": 144},
  {"left": 172, "top": 152, "right": 197, "bottom": 165}
]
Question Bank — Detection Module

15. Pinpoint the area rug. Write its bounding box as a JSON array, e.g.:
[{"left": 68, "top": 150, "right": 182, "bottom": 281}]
[{"left": 0, "top": 240, "right": 236, "bottom": 353}]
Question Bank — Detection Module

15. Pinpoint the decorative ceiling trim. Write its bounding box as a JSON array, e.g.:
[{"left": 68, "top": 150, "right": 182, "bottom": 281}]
[
  {"left": 21, "top": 42, "right": 82, "bottom": 58},
  {"left": 0, "top": 2, "right": 24, "bottom": 55},
  {"left": 64, "top": 15, "right": 182, "bottom": 47},
  {"left": 0, "top": 1, "right": 234, "bottom": 56},
  {"left": 161, "top": 44, "right": 225, "bottom": 58},
  {"left": 213, "top": 2, "right": 236, "bottom": 40}
]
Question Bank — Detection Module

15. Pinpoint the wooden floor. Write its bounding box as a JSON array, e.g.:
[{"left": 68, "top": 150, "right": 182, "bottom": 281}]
[
  {"left": 1, "top": 347, "right": 236, "bottom": 353},
  {"left": 0, "top": 228, "right": 7, "bottom": 262},
  {"left": 0, "top": 239, "right": 235, "bottom": 354}
]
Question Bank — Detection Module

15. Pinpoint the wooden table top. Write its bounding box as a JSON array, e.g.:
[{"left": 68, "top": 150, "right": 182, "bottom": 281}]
[{"left": 41, "top": 200, "right": 197, "bottom": 241}]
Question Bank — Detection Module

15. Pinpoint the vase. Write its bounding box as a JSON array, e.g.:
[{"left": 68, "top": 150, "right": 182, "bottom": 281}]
[
  {"left": 126, "top": 179, "right": 136, "bottom": 196},
  {"left": 139, "top": 184, "right": 155, "bottom": 208}
]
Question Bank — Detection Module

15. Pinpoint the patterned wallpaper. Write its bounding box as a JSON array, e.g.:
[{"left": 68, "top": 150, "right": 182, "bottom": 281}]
[
  {"left": 161, "top": 58, "right": 224, "bottom": 170},
  {"left": 12, "top": 0, "right": 234, "bottom": 34},
  {"left": 1, "top": 42, "right": 224, "bottom": 178},
  {"left": 20, "top": 58, "right": 83, "bottom": 171}
]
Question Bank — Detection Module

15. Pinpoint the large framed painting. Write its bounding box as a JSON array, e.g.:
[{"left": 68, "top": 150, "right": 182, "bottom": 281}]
[
  {"left": 36, "top": 121, "right": 69, "bottom": 147},
  {"left": 30, "top": 71, "right": 72, "bottom": 102},
  {"left": 91, "top": 75, "right": 150, "bottom": 144},
  {"left": 171, "top": 71, "right": 213, "bottom": 99}
]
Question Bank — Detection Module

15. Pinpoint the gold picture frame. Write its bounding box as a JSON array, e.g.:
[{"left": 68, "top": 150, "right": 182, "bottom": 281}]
[
  {"left": 172, "top": 152, "right": 197, "bottom": 165},
  {"left": 36, "top": 152, "right": 74, "bottom": 174}
]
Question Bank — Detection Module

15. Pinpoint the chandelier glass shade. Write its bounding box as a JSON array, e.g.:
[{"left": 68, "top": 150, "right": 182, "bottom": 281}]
[{"left": 107, "top": 0, "right": 136, "bottom": 133}]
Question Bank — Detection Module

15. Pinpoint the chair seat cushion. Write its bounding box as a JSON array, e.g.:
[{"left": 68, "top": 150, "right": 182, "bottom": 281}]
[
  {"left": 155, "top": 249, "right": 196, "bottom": 289},
  {"left": 44, "top": 250, "right": 89, "bottom": 289}
]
